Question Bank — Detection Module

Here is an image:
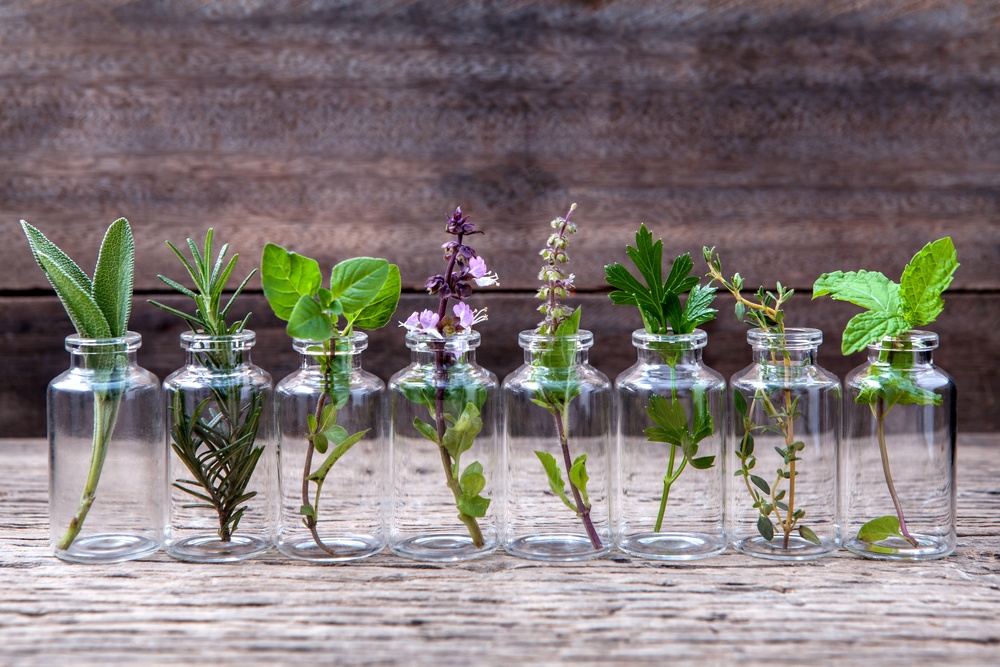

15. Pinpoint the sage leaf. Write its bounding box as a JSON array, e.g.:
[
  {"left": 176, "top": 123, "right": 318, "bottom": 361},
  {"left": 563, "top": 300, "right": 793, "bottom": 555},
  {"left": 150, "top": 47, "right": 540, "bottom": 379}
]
[{"left": 91, "top": 218, "right": 134, "bottom": 338}]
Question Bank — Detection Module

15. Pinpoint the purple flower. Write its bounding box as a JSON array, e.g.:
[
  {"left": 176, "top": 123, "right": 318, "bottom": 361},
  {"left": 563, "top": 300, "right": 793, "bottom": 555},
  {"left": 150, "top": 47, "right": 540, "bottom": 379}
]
[
  {"left": 399, "top": 309, "right": 443, "bottom": 338},
  {"left": 469, "top": 256, "right": 500, "bottom": 287},
  {"left": 453, "top": 302, "right": 488, "bottom": 329}
]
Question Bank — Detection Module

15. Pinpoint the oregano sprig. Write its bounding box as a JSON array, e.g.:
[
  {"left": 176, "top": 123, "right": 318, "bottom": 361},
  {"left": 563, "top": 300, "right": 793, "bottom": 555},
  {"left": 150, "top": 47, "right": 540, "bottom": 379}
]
[
  {"left": 262, "top": 244, "right": 400, "bottom": 556},
  {"left": 605, "top": 226, "right": 718, "bottom": 532},
  {"left": 813, "top": 237, "right": 959, "bottom": 547},
  {"left": 20, "top": 218, "right": 135, "bottom": 550}
]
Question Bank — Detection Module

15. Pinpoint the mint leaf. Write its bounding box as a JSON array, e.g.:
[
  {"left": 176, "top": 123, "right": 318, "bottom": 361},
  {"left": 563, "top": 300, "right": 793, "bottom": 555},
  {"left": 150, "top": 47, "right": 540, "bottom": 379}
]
[
  {"left": 812, "top": 270, "right": 901, "bottom": 313},
  {"left": 900, "top": 237, "right": 959, "bottom": 326},
  {"left": 261, "top": 243, "right": 322, "bottom": 321},
  {"left": 351, "top": 263, "right": 401, "bottom": 330},
  {"left": 91, "top": 218, "right": 134, "bottom": 338},
  {"left": 858, "top": 515, "right": 904, "bottom": 543},
  {"left": 330, "top": 257, "right": 390, "bottom": 314},
  {"left": 535, "top": 450, "right": 576, "bottom": 513},
  {"left": 841, "top": 309, "right": 911, "bottom": 355},
  {"left": 287, "top": 294, "right": 334, "bottom": 341}
]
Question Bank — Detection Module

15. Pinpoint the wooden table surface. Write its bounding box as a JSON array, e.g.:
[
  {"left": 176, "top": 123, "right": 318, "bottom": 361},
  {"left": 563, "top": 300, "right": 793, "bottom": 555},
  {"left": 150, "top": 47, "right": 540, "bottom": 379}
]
[{"left": 1, "top": 435, "right": 997, "bottom": 666}]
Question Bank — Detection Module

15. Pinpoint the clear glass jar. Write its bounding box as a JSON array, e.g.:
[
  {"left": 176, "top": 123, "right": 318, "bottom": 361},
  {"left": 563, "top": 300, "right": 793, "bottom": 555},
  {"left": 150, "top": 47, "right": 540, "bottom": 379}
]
[
  {"left": 728, "top": 328, "right": 842, "bottom": 560},
  {"left": 502, "top": 330, "right": 612, "bottom": 561},
  {"left": 389, "top": 331, "right": 499, "bottom": 561},
  {"left": 843, "top": 331, "right": 955, "bottom": 560},
  {"left": 163, "top": 331, "right": 274, "bottom": 562},
  {"left": 48, "top": 332, "right": 165, "bottom": 563},
  {"left": 275, "top": 334, "right": 386, "bottom": 562},
  {"left": 614, "top": 329, "right": 726, "bottom": 560}
]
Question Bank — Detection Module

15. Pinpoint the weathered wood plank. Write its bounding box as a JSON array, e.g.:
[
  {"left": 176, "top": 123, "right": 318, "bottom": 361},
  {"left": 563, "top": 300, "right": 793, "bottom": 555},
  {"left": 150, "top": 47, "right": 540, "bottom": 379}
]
[
  {"left": 1, "top": 291, "right": 996, "bottom": 436},
  {"left": 0, "top": 434, "right": 997, "bottom": 666}
]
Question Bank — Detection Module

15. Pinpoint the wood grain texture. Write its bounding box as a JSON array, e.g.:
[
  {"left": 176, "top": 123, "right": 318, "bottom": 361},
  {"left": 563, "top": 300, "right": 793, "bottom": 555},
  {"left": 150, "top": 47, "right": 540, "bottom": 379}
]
[
  {"left": 1, "top": 291, "right": 997, "bottom": 436},
  {"left": 0, "top": 433, "right": 997, "bottom": 666},
  {"left": 1, "top": 0, "right": 998, "bottom": 430}
]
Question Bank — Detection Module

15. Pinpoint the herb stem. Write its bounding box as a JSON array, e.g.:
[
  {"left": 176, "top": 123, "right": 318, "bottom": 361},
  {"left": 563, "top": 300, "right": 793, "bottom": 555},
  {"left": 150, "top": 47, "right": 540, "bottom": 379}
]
[
  {"left": 554, "top": 405, "right": 602, "bottom": 549},
  {"left": 875, "top": 399, "right": 919, "bottom": 547},
  {"left": 300, "top": 350, "right": 341, "bottom": 558}
]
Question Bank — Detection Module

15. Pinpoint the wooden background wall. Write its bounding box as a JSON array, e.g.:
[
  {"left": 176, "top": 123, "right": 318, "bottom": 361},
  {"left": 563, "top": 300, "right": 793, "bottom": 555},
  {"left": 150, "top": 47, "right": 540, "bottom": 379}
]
[{"left": 1, "top": 0, "right": 998, "bottom": 435}]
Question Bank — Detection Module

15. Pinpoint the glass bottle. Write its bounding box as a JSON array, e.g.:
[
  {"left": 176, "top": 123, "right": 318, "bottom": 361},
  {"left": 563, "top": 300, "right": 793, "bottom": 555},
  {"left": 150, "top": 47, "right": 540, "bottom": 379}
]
[
  {"left": 389, "top": 331, "right": 499, "bottom": 561},
  {"left": 843, "top": 331, "right": 955, "bottom": 560},
  {"left": 728, "top": 328, "right": 842, "bottom": 560},
  {"left": 163, "top": 331, "right": 274, "bottom": 562},
  {"left": 275, "top": 334, "right": 386, "bottom": 561},
  {"left": 614, "top": 329, "right": 726, "bottom": 560},
  {"left": 502, "top": 330, "right": 612, "bottom": 560},
  {"left": 48, "top": 332, "right": 165, "bottom": 563}
]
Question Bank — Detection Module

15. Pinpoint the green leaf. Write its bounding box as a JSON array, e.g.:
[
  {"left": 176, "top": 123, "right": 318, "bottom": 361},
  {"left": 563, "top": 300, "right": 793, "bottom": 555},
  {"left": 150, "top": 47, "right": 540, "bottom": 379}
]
[
  {"left": 733, "top": 389, "right": 747, "bottom": 417},
  {"left": 798, "top": 525, "right": 821, "bottom": 545},
  {"left": 857, "top": 515, "right": 905, "bottom": 543},
  {"left": 757, "top": 514, "right": 774, "bottom": 541},
  {"left": 260, "top": 243, "right": 322, "bottom": 321},
  {"left": 537, "top": 307, "right": 582, "bottom": 369},
  {"left": 91, "top": 218, "right": 134, "bottom": 338},
  {"left": 319, "top": 403, "right": 338, "bottom": 433},
  {"left": 677, "top": 283, "right": 718, "bottom": 333},
  {"left": 812, "top": 270, "right": 901, "bottom": 313},
  {"left": 899, "top": 237, "right": 959, "bottom": 326},
  {"left": 330, "top": 257, "right": 390, "bottom": 314},
  {"left": 460, "top": 462, "right": 486, "bottom": 497},
  {"left": 351, "top": 263, "right": 401, "bottom": 330},
  {"left": 645, "top": 395, "right": 689, "bottom": 446},
  {"left": 456, "top": 494, "right": 491, "bottom": 518},
  {"left": 441, "top": 402, "right": 483, "bottom": 460},
  {"left": 307, "top": 427, "right": 369, "bottom": 513},
  {"left": 841, "top": 309, "right": 912, "bottom": 355},
  {"left": 662, "top": 251, "right": 696, "bottom": 296},
  {"left": 691, "top": 388, "right": 714, "bottom": 442},
  {"left": 750, "top": 475, "right": 771, "bottom": 495},
  {"left": 856, "top": 366, "right": 942, "bottom": 407},
  {"left": 568, "top": 454, "right": 590, "bottom": 507},
  {"left": 412, "top": 417, "right": 439, "bottom": 444},
  {"left": 534, "top": 450, "right": 576, "bottom": 513},
  {"left": 20, "top": 220, "right": 112, "bottom": 339},
  {"left": 626, "top": 224, "right": 664, "bottom": 303},
  {"left": 689, "top": 456, "right": 715, "bottom": 470},
  {"left": 287, "top": 294, "right": 335, "bottom": 341},
  {"left": 313, "top": 432, "right": 329, "bottom": 455},
  {"left": 299, "top": 504, "right": 316, "bottom": 520}
]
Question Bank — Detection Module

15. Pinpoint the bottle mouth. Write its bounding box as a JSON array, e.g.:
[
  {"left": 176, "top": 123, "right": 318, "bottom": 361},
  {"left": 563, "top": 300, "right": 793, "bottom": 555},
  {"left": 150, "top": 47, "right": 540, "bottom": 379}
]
[
  {"left": 518, "top": 329, "right": 593, "bottom": 352},
  {"left": 293, "top": 332, "right": 368, "bottom": 355},
  {"left": 631, "top": 328, "right": 706, "bottom": 350},
  {"left": 180, "top": 330, "right": 256, "bottom": 351},
  {"left": 868, "top": 330, "right": 938, "bottom": 352},
  {"left": 405, "top": 329, "right": 481, "bottom": 351},
  {"left": 65, "top": 331, "right": 141, "bottom": 353},
  {"left": 747, "top": 327, "right": 823, "bottom": 350}
]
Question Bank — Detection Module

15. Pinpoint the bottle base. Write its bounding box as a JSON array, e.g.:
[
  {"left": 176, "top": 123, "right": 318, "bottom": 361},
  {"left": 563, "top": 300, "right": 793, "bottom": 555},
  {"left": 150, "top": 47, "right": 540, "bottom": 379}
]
[
  {"left": 618, "top": 531, "right": 726, "bottom": 561},
  {"left": 504, "top": 533, "right": 610, "bottom": 561},
  {"left": 166, "top": 534, "right": 270, "bottom": 563},
  {"left": 277, "top": 534, "right": 384, "bottom": 562},
  {"left": 844, "top": 534, "right": 954, "bottom": 561},
  {"left": 391, "top": 532, "right": 498, "bottom": 562},
  {"left": 54, "top": 533, "right": 160, "bottom": 564},
  {"left": 733, "top": 534, "right": 840, "bottom": 561}
]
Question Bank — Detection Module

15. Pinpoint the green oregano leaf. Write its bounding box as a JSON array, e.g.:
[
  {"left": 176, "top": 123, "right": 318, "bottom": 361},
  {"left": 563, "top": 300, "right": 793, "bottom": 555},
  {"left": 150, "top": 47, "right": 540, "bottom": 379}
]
[
  {"left": 757, "top": 514, "right": 774, "bottom": 541},
  {"left": 858, "top": 515, "right": 905, "bottom": 543},
  {"left": 798, "top": 525, "right": 821, "bottom": 545}
]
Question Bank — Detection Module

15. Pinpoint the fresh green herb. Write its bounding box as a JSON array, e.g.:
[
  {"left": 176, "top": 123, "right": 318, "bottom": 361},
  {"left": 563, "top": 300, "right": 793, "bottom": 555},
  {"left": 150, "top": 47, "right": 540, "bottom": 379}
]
[
  {"left": 527, "top": 205, "right": 603, "bottom": 548},
  {"left": 150, "top": 230, "right": 265, "bottom": 541},
  {"left": 21, "top": 218, "right": 135, "bottom": 550},
  {"left": 262, "top": 243, "right": 400, "bottom": 556},
  {"left": 605, "top": 225, "right": 718, "bottom": 532},
  {"left": 813, "top": 237, "right": 959, "bottom": 547},
  {"left": 705, "top": 247, "right": 818, "bottom": 548}
]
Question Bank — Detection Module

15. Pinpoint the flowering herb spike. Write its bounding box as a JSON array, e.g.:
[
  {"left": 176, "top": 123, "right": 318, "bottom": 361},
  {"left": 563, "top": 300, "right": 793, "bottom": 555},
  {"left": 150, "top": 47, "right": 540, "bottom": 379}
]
[
  {"left": 21, "top": 218, "right": 134, "bottom": 550},
  {"left": 526, "top": 204, "right": 603, "bottom": 549},
  {"left": 151, "top": 230, "right": 265, "bottom": 541},
  {"left": 703, "top": 248, "right": 818, "bottom": 548},
  {"left": 605, "top": 226, "right": 718, "bottom": 531},
  {"left": 813, "top": 237, "right": 959, "bottom": 548},
  {"left": 262, "top": 244, "right": 400, "bottom": 556},
  {"left": 398, "top": 207, "right": 498, "bottom": 547}
]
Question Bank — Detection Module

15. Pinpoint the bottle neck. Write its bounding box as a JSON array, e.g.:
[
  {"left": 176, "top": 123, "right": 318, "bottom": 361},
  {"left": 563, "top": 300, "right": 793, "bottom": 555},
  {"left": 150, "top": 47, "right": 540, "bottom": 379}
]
[
  {"left": 751, "top": 346, "right": 817, "bottom": 367},
  {"left": 632, "top": 329, "right": 706, "bottom": 368},
  {"left": 66, "top": 332, "right": 140, "bottom": 372},
  {"left": 407, "top": 331, "right": 480, "bottom": 367},
  {"left": 518, "top": 329, "right": 594, "bottom": 367},
  {"left": 180, "top": 332, "right": 255, "bottom": 372},
  {"left": 296, "top": 336, "right": 365, "bottom": 373},
  {"left": 747, "top": 327, "right": 822, "bottom": 368}
]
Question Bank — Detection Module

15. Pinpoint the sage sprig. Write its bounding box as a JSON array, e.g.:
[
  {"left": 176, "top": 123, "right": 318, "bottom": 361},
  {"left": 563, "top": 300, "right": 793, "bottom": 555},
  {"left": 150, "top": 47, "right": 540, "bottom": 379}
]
[
  {"left": 813, "top": 237, "right": 959, "bottom": 547},
  {"left": 21, "top": 218, "right": 135, "bottom": 550},
  {"left": 605, "top": 226, "right": 718, "bottom": 532},
  {"left": 150, "top": 230, "right": 265, "bottom": 542},
  {"left": 263, "top": 244, "right": 400, "bottom": 556}
]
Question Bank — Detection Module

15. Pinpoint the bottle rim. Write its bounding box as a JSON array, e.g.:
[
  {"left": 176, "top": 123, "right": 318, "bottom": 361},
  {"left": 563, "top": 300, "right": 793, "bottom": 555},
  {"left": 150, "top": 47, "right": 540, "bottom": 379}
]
[
  {"left": 747, "top": 327, "right": 823, "bottom": 350},
  {"left": 631, "top": 328, "right": 706, "bottom": 350},
  {"left": 867, "top": 330, "right": 939, "bottom": 351},
  {"left": 405, "top": 329, "right": 481, "bottom": 351},
  {"left": 293, "top": 332, "right": 369, "bottom": 355},
  {"left": 65, "top": 331, "right": 141, "bottom": 353},
  {"left": 518, "top": 329, "right": 593, "bottom": 351},
  {"left": 179, "top": 330, "right": 256, "bottom": 351}
]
